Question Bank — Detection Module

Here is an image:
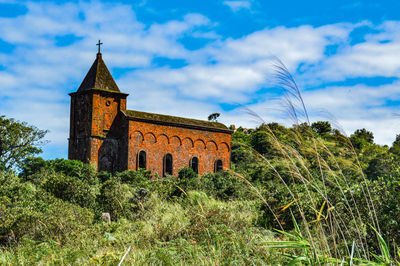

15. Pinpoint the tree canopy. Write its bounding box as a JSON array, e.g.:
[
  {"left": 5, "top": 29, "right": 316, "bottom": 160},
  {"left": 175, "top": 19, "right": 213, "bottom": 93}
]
[
  {"left": 0, "top": 115, "right": 47, "bottom": 170},
  {"left": 208, "top": 113, "right": 220, "bottom": 122}
]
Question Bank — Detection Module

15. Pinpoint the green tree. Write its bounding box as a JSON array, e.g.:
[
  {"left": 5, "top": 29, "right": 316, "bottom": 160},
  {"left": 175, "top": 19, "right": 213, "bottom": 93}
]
[
  {"left": 250, "top": 130, "right": 271, "bottom": 155},
  {"left": 311, "top": 121, "right": 332, "bottom": 135},
  {"left": 42, "top": 173, "right": 97, "bottom": 209},
  {"left": 0, "top": 116, "right": 47, "bottom": 170},
  {"left": 350, "top": 128, "right": 374, "bottom": 151},
  {"left": 208, "top": 113, "right": 220, "bottom": 122}
]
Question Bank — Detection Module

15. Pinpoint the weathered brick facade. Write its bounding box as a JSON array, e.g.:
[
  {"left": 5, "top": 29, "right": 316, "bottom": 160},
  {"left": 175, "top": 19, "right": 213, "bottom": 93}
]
[{"left": 68, "top": 52, "right": 232, "bottom": 176}]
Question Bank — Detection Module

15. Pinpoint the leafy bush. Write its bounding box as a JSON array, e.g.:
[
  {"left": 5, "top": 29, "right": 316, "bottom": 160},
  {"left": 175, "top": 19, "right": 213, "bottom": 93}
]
[
  {"left": 98, "top": 178, "right": 136, "bottom": 220},
  {"left": 200, "top": 172, "right": 248, "bottom": 200},
  {"left": 42, "top": 173, "right": 97, "bottom": 209},
  {"left": 115, "top": 169, "right": 152, "bottom": 188},
  {"left": 19, "top": 157, "right": 47, "bottom": 179}
]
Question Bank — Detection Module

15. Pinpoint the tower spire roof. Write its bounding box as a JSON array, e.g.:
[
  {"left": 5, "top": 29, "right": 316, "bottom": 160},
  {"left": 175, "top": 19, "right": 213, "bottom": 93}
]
[{"left": 77, "top": 41, "right": 120, "bottom": 93}]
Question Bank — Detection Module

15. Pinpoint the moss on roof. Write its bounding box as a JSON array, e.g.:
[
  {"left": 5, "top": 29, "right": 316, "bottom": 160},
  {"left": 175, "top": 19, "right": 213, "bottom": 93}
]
[{"left": 125, "top": 110, "right": 230, "bottom": 131}]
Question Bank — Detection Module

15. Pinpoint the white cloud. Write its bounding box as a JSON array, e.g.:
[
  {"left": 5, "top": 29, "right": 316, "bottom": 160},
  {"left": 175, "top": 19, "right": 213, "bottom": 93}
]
[
  {"left": 223, "top": 1, "right": 252, "bottom": 12},
  {"left": 300, "top": 21, "right": 400, "bottom": 82},
  {"left": 297, "top": 82, "right": 400, "bottom": 144},
  {"left": 116, "top": 23, "right": 354, "bottom": 105}
]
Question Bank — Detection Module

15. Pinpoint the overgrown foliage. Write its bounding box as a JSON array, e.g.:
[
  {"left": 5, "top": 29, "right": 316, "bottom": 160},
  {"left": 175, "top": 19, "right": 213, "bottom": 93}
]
[{"left": 1, "top": 115, "right": 400, "bottom": 264}]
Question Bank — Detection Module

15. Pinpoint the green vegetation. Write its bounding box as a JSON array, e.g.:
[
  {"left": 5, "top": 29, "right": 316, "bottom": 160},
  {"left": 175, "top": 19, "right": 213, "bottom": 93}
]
[{"left": 1, "top": 115, "right": 400, "bottom": 264}]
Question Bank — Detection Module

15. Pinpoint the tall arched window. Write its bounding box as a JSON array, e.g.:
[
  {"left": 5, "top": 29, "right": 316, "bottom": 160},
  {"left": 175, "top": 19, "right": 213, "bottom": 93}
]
[
  {"left": 137, "top": 150, "right": 146, "bottom": 169},
  {"left": 163, "top": 154, "right": 173, "bottom": 176},
  {"left": 189, "top": 157, "right": 199, "bottom": 174},
  {"left": 214, "top": 159, "right": 223, "bottom": 173}
]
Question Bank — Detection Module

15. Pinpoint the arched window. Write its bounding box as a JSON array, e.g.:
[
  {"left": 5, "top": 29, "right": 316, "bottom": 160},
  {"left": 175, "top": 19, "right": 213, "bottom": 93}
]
[
  {"left": 189, "top": 157, "right": 199, "bottom": 174},
  {"left": 163, "top": 154, "right": 173, "bottom": 177},
  {"left": 137, "top": 150, "right": 146, "bottom": 169},
  {"left": 214, "top": 159, "right": 223, "bottom": 173}
]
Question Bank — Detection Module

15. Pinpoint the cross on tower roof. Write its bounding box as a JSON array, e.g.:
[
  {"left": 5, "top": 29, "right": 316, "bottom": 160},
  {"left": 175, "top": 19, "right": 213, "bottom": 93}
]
[{"left": 96, "top": 40, "right": 103, "bottom": 54}]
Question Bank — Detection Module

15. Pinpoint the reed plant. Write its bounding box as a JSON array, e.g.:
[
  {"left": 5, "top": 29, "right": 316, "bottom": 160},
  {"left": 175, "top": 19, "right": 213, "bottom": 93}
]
[{"left": 230, "top": 59, "right": 395, "bottom": 265}]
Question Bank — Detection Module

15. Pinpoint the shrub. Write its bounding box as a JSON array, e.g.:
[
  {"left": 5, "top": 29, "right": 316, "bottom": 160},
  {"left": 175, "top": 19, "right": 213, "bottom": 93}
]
[
  {"left": 19, "top": 157, "right": 47, "bottom": 179},
  {"left": 173, "top": 167, "right": 199, "bottom": 196},
  {"left": 115, "top": 169, "right": 152, "bottom": 188},
  {"left": 200, "top": 172, "right": 249, "bottom": 200},
  {"left": 0, "top": 195, "right": 93, "bottom": 245},
  {"left": 151, "top": 175, "right": 179, "bottom": 199},
  {"left": 98, "top": 178, "right": 135, "bottom": 220},
  {"left": 42, "top": 173, "right": 97, "bottom": 210},
  {"left": 49, "top": 159, "right": 98, "bottom": 185}
]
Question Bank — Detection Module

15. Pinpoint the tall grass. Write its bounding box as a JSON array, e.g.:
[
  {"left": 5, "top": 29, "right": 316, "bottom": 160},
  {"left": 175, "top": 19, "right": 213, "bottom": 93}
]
[{"left": 236, "top": 59, "right": 389, "bottom": 264}]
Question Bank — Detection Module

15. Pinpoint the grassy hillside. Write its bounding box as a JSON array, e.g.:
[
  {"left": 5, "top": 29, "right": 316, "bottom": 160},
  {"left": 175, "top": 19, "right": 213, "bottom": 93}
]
[{"left": 1, "top": 121, "right": 400, "bottom": 264}]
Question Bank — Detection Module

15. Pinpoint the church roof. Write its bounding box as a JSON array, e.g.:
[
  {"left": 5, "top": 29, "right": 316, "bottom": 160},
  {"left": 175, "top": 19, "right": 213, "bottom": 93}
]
[
  {"left": 77, "top": 53, "right": 120, "bottom": 93},
  {"left": 124, "top": 110, "right": 232, "bottom": 133}
]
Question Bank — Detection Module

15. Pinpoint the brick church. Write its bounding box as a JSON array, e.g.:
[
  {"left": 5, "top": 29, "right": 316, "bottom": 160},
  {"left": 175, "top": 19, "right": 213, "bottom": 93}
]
[{"left": 68, "top": 46, "right": 232, "bottom": 176}]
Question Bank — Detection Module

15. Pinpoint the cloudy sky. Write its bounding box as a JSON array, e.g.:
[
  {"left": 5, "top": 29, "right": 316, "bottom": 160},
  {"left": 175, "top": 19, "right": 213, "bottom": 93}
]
[{"left": 1, "top": 0, "right": 400, "bottom": 159}]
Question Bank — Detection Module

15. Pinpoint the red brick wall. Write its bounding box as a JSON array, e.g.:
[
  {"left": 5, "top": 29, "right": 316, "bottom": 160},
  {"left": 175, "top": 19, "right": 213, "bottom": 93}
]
[
  {"left": 127, "top": 120, "right": 231, "bottom": 176},
  {"left": 91, "top": 92, "right": 126, "bottom": 136}
]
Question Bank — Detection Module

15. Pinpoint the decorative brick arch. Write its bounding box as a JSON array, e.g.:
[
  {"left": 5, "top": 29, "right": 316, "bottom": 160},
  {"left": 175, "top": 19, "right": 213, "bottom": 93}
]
[
  {"left": 171, "top": 136, "right": 181, "bottom": 146},
  {"left": 130, "top": 131, "right": 144, "bottom": 144},
  {"left": 157, "top": 134, "right": 169, "bottom": 144},
  {"left": 219, "top": 142, "right": 230, "bottom": 152},
  {"left": 206, "top": 141, "right": 218, "bottom": 151},
  {"left": 144, "top": 132, "right": 156, "bottom": 144},
  {"left": 194, "top": 139, "right": 206, "bottom": 150},
  {"left": 182, "top": 137, "right": 194, "bottom": 148}
]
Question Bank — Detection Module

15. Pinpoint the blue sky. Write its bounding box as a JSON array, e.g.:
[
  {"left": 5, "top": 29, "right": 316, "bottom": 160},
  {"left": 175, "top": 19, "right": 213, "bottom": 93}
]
[{"left": 1, "top": 0, "right": 400, "bottom": 159}]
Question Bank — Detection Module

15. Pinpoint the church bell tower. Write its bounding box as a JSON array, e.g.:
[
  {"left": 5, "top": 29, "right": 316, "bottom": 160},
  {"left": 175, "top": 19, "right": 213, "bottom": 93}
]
[{"left": 68, "top": 41, "right": 128, "bottom": 171}]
